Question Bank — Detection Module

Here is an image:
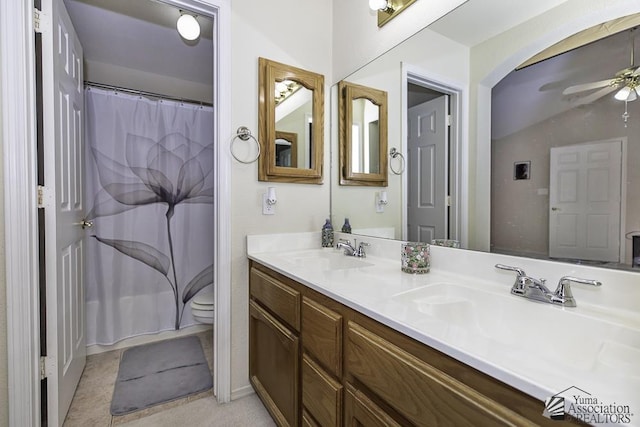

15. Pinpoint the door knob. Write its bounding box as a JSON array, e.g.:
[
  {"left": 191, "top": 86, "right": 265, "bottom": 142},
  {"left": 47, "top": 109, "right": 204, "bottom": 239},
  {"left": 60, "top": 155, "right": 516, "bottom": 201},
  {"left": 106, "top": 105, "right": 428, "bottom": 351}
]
[
  {"left": 76, "top": 219, "right": 93, "bottom": 229},
  {"left": 551, "top": 207, "right": 561, "bottom": 211}
]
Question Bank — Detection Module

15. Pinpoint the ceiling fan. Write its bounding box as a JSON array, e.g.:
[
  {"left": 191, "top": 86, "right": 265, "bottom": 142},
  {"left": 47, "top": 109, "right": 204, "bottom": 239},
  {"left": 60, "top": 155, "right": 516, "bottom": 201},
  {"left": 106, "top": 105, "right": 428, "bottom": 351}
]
[{"left": 562, "top": 29, "right": 640, "bottom": 104}]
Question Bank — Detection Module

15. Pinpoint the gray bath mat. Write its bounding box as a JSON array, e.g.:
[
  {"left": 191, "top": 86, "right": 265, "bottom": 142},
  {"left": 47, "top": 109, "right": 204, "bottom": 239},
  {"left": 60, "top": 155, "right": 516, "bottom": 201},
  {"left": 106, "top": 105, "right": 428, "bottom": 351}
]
[{"left": 110, "top": 335, "right": 213, "bottom": 415}]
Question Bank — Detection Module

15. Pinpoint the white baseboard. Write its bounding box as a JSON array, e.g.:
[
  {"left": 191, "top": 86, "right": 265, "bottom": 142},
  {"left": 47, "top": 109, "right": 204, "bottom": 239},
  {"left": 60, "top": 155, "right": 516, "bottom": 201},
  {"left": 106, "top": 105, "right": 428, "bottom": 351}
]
[
  {"left": 86, "top": 324, "right": 213, "bottom": 356},
  {"left": 231, "top": 384, "right": 255, "bottom": 401}
]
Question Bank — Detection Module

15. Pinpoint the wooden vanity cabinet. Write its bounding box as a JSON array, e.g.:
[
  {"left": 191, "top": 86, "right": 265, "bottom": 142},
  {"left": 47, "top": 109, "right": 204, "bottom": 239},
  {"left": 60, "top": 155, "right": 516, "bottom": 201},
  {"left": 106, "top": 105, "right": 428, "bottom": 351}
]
[{"left": 249, "top": 261, "right": 579, "bottom": 427}]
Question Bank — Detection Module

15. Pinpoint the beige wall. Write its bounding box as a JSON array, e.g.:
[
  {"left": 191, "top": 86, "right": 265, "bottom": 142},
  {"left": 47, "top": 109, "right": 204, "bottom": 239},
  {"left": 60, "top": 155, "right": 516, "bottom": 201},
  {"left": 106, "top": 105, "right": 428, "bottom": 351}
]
[{"left": 229, "top": 0, "right": 332, "bottom": 395}]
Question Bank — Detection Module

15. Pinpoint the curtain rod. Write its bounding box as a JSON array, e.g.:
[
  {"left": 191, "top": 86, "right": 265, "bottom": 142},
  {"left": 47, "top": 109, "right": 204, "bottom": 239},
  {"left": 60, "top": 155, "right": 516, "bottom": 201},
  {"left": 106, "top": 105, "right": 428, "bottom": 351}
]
[{"left": 84, "top": 81, "right": 213, "bottom": 108}]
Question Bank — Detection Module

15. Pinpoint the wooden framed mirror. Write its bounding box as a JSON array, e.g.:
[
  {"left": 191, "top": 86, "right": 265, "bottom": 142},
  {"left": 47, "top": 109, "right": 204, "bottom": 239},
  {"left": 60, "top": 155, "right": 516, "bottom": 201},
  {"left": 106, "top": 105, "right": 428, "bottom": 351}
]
[
  {"left": 258, "top": 57, "right": 324, "bottom": 184},
  {"left": 338, "top": 80, "right": 388, "bottom": 186}
]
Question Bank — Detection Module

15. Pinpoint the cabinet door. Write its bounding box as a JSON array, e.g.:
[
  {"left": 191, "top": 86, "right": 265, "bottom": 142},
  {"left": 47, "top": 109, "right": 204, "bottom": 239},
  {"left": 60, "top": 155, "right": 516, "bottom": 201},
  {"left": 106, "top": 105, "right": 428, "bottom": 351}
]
[
  {"left": 302, "top": 296, "right": 342, "bottom": 376},
  {"left": 250, "top": 300, "right": 299, "bottom": 426},
  {"left": 344, "top": 384, "right": 402, "bottom": 427}
]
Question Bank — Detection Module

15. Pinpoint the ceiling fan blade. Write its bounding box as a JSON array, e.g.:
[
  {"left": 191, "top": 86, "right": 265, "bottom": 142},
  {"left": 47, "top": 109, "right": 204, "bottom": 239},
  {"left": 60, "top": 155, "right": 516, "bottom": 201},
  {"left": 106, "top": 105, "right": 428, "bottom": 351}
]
[
  {"left": 562, "top": 79, "right": 616, "bottom": 95},
  {"left": 572, "top": 85, "right": 618, "bottom": 106}
]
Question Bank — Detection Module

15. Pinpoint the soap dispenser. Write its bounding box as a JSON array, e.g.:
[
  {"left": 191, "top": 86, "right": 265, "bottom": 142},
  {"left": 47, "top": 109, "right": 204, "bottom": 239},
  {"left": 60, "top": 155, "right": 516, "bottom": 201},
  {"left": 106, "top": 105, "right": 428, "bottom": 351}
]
[
  {"left": 322, "top": 219, "right": 334, "bottom": 248},
  {"left": 341, "top": 218, "right": 352, "bottom": 233}
]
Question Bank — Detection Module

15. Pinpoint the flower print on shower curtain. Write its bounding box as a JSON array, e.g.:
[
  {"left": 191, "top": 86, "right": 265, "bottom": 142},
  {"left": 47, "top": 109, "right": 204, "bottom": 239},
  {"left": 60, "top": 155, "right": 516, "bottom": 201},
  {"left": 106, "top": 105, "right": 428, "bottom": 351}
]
[{"left": 88, "top": 132, "right": 214, "bottom": 330}]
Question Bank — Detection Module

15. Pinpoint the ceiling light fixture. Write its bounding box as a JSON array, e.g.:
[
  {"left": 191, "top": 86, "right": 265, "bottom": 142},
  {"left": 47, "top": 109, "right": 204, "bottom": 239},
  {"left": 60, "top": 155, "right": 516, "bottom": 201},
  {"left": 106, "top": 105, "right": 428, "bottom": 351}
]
[
  {"left": 369, "top": 0, "right": 417, "bottom": 27},
  {"left": 563, "top": 28, "right": 640, "bottom": 126},
  {"left": 616, "top": 30, "right": 639, "bottom": 125},
  {"left": 177, "top": 13, "right": 200, "bottom": 41},
  {"left": 614, "top": 86, "right": 633, "bottom": 101},
  {"left": 614, "top": 82, "right": 638, "bottom": 101}
]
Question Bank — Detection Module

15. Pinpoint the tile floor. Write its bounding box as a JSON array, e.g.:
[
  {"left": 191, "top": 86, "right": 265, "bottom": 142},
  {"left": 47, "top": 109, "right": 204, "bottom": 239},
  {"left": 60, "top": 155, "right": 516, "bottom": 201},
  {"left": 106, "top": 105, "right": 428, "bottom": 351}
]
[{"left": 62, "top": 330, "right": 273, "bottom": 426}]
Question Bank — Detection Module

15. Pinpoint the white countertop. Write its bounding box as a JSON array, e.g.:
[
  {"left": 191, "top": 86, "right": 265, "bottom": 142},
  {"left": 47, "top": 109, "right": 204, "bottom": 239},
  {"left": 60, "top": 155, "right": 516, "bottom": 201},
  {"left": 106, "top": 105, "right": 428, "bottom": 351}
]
[{"left": 247, "top": 232, "right": 640, "bottom": 426}]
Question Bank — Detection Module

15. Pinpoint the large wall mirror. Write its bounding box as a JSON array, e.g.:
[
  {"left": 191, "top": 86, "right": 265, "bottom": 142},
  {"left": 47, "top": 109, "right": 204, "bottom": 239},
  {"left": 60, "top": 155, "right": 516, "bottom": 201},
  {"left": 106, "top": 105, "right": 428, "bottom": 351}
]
[
  {"left": 338, "top": 81, "right": 388, "bottom": 186},
  {"left": 330, "top": 3, "right": 640, "bottom": 273},
  {"left": 258, "top": 57, "right": 324, "bottom": 184}
]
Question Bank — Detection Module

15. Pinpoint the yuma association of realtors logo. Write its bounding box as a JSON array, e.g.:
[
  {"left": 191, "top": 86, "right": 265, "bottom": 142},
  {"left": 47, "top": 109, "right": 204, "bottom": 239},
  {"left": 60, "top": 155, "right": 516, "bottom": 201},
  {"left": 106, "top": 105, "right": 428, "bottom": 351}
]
[{"left": 543, "top": 386, "right": 634, "bottom": 424}]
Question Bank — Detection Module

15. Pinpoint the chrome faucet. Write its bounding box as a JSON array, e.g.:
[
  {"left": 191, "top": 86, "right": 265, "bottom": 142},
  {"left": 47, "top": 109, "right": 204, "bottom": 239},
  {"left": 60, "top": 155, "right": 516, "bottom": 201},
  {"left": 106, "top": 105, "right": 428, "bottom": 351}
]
[
  {"left": 336, "top": 239, "right": 369, "bottom": 258},
  {"left": 336, "top": 239, "right": 356, "bottom": 255},
  {"left": 495, "top": 264, "right": 601, "bottom": 307}
]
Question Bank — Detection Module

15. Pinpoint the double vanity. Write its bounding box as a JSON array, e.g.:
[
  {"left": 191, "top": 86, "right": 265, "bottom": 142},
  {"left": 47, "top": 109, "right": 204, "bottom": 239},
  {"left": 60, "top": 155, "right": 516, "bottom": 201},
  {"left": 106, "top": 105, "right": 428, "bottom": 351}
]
[{"left": 248, "top": 232, "right": 640, "bottom": 426}]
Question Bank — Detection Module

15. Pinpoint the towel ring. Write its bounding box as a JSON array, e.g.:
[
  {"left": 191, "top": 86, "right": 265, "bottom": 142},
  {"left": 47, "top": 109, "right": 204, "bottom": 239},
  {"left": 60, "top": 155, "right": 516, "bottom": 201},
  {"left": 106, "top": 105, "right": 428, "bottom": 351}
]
[
  {"left": 230, "top": 126, "right": 261, "bottom": 164},
  {"left": 389, "top": 147, "right": 405, "bottom": 175}
]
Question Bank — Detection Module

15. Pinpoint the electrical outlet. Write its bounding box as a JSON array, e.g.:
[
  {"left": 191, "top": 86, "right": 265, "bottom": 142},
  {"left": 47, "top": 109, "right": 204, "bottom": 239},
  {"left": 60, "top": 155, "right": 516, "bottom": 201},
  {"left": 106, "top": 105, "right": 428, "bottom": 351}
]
[
  {"left": 376, "top": 194, "right": 385, "bottom": 213},
  {"left": 262, "top": 193, "right": 275, "bottom": 215}
]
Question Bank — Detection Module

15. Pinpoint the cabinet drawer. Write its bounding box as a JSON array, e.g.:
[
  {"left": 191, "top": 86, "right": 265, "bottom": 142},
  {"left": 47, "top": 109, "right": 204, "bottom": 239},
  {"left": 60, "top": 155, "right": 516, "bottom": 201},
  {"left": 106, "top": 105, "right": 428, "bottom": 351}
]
[
  {"left": 345, "top": 383, "right": 402, "bottom": 427},
  {"left": 302, "top": 296, "right": 342, "bottom": 376},
  {"left": 346, "top": 322, "right": 533, "bottom": 427},
  {"left": 302, "top": 354, "right": 343, "bottom": 427},
  {"left": 251, "top": 267, "right": 301, "bottom": 331},
  {"left": 302, "top": 409, "right": 320, "bottom": 427}
]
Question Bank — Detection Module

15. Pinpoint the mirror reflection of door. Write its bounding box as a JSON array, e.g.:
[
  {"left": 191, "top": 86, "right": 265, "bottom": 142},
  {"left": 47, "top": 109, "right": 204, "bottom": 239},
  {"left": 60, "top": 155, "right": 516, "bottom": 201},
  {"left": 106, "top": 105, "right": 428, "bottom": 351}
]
[
  {"left": 407, "top": 94, "right": 449, "bottom": 242},
  {"left": 549, "top": 139, "right": 623, "bottom": 263},
  {"left": 275, "top": 82, "right": 312, "bottom": 169},
  {"left": 275, "top": 131, "right": 298, "bottom": 168},
  {"left": 350, "top": 98, "right": 380, "bottom": 174},
  {"left": 306, "top": 115, "right": 313, "bottom": 169}
]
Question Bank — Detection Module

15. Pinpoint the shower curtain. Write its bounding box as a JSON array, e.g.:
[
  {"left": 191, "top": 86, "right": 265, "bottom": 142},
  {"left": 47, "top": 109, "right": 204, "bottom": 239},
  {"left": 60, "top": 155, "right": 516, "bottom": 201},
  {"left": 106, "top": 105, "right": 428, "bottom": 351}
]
[{"left": 84, "top": 87, "right": 214, "bottom": 345}]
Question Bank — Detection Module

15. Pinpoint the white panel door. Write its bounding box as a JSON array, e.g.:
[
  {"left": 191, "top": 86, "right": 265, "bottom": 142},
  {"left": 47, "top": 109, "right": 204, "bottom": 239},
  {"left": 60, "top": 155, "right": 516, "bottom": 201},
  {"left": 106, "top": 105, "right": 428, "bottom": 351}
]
[
  {"left": 407, "top": 96, "right": 448, "bottom": 243},
  {"left": 549, "top": 140, "right": 622, "bottom": 262},
  {"left": 41, "top": 0, "right": 86, "bottom": 425}
]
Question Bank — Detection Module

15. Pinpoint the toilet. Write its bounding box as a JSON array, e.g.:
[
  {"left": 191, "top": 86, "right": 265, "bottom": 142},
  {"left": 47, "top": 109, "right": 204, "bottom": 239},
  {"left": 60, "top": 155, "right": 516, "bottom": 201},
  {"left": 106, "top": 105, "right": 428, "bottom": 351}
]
[{"left": 190, "top": 286, "right": 214, "bottom": 324}]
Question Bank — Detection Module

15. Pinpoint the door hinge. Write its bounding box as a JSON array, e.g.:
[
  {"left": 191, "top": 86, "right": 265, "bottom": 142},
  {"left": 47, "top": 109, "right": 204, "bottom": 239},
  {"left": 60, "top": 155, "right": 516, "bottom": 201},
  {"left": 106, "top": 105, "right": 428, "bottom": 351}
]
[
  {"left": 37, "top": 185, "right": 45, "bottom": 208},
  {"left": 446, "top": 115, "right": 452, "bottom": 126},
  {"left": 40, "top": 356, "right": 54, "bottom": 380},
  {"left": 446, "top": 195, "right": 452, "bottom": 206},
  {"left": 37, "top": 185, "right": 51, "bottom": 208},
  {"left": 34, "top": 9, "right": 48, "bottom": 34}
]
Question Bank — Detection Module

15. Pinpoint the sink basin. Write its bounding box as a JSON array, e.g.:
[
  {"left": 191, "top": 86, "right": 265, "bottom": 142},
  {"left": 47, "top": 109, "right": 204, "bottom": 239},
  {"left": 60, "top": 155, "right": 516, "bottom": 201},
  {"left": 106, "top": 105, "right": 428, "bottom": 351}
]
[
  {"left": 288, "top": 250, "right": 374, "bottom": 270},
  {"left": 392, "top": 282, "right": 640, "bottom": 376},
  {"left": 393, "top": 283, "right": 476, "bottom": 325}
]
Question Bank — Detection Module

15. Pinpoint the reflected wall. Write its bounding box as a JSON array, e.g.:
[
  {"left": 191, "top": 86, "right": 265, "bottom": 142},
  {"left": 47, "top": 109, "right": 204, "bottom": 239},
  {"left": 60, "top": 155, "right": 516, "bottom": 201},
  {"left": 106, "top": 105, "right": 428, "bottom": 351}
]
[{"left": 330, "top": 28, "right": 469, "bottom": 239}]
